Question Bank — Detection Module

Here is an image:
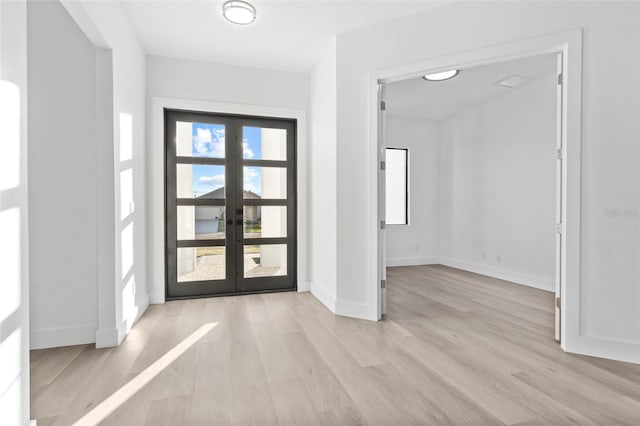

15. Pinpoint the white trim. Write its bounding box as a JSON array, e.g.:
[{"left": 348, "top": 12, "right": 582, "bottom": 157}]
[
  {"left": 297, "top": 280, "right": 310, "bottom": 292},
  {"left": 386, "top": 257, "right": 438, "bottom": 268},
  {"left": 437, "top": 258, "right": 555, "bottom": 293},
  {"left": 96, "top": 319, "right": 129, "bottom": 350},
  {"left": 335, "top": 300, "right": 371, "bottom": 319},
  {"left": 123, "top": 292, "right": 150, "bottom": 338},
  {"left": 568, "top": 336, "right": 640, "bottom": 365},
  {"left": 95, "top": 328, "right": 118, "bottom": 348},
  {"left": 149, "top": 97, "right": 308, "bottom": 303},
  {"left": 308, "top": 283, "right": 370, "bottom": 319},
  {"left": 309, "top": 281, "right": 336, "bottom": 313},
  {"left": 135, "top": 293, "right": 150, "bottom": 320},
  {"left": 30, "top": 325, "right": 96, "bottom": 350},
  {"left": 149, "top": 292, "right": 165, "bottom": 305},
  {"left": 96, "top": 293, "right": 150, "bottom": 348},
  {"left": 369, "top": 30, "right": 583, "bottom": 354}
]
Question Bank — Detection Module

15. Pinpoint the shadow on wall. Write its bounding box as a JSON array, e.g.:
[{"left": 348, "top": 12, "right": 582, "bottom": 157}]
[
  {"left": 119, "top": 113, "right": 139, "bottom": 333},
  {"left": 0, "top": 80, "right": 27, "bottom": 423}
]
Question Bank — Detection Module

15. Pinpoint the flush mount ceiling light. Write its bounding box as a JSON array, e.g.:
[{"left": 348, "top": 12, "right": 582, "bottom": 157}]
[
  {"left": 422, "top": 69, "right": 460, "bottom": 81},
  {"left": 222, "top": 0, "right": 256, "bottom": 25}
]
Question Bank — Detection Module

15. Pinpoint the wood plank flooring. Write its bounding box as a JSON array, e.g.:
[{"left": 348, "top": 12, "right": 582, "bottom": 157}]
[{"left": 30, "top": 265, "right": 640, "bottom": 425}]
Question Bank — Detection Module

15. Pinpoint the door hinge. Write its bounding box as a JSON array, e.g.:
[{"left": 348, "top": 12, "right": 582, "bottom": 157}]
[
  {"left": 556, "top": 296, "right": 561, "bottom": 309},
  {"left": 557, "top": 148, "right": 563, "bottom": 160},
  {"left": 380, "top": 160, "right": 386, "bottom": 170},
  {"left": 557, "top": 73, "right": 563, "bottom": 85},
  {"left": 556, "top": 222, "right": 563, "bottom": 234},
  {"left": 380, "top": 101, "right": 386, "bottom": 111},
  {"left": 380, "top": 220, "right": 386, "bottom": 230},
  {"left": 381, "top": 279, "right": 386, "bottom": 289}
]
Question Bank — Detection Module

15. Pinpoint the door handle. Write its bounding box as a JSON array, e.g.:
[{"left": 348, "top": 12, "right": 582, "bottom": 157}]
[{"left": 237, "top": 219, "right": 243, "bottom": 225}]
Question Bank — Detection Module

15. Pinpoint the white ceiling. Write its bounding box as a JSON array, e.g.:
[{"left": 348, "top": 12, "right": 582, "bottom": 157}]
[
  {"left": 122, "top": 1, "right": 447, "bottom": 73},
  {"left": 385, "top": 53, "right": 557, "bottom": 121}
]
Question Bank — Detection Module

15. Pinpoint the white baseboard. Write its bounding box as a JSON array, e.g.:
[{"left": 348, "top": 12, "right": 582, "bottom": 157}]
[
  {"left": 134, "top": 293, "right": 150, "bottom": 325},
  {"left": 95, "top": 327, "right": 119, "bottom": 348},
  {"left": 567, "top": 335, "right": 640, "bottom": 364},
  {"left": 310, "top": 282, "right": 375, "bottom": 321},
  {"left": 95, "top": 320, "right": 130, "bottom": 349},
  {"left": 386, "top": 256, "right": 439, "bottom": 267},
  {"left": 335, "top": 299, "right": 374, "bottom": 320},
  {"left": 116, "top": 319, "right": 128, "bottom": 346},
  {"left": 30, "top": 324, "right": 96, "bottom": 350},
  {"left": 297, "top": 280, "right": 310, "bottom": 292},
  {"left": 149, "top": 292, "right": 165, "bottom": 305},
  {"left": 123, "top": 293, "right": 150, "bottom": 338},
  {"left": 309, "top": 282, "right": 336, "bottom": 313},
  {"left": 437, "top": 257, "right": 555, "bottom": 292},
  {"left": 96, "top": 293, "right": 150, "bottom": 348}
]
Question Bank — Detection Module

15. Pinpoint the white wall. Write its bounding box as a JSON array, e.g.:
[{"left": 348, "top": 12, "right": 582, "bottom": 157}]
[
  {"left": 0, "top": 0, "right": 30, "bottom": 422},
  {"left": 331, "top": 1, "right": 640, "bottom": 362},
  {"left": 64, "top": 0, "right": 148, "bottom": 347},
  {"left": 308, "top": 40, "right": 338, "bottom": 311},
  {"left": 27, "top": 0, "right": 148, "bottom": 349},
  {"left": 147, "top": 55, "right": 308, "bottom": 108},
  {"left": 384, "top": 116, "right": 440, "bottom": 267},
  {"left": 28, "top": 0, "right": 99, "bottom": 349},
  {"left": 439, "top": 75, "right": 557, "bottom": 291},
  {"left": 146, "top": 55, "right": 310, "bottom": 303}
]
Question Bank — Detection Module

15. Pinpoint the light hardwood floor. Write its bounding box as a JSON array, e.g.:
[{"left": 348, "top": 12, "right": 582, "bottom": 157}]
[{"left": 31, "top": 265, "right": 640, "bottom": 425}]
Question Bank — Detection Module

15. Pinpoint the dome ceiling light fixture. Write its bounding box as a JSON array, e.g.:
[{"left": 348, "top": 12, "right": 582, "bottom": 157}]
[
  {"left": 222, "top": 0, "right": 257, "bottom": 25},
  {"left": 422, "top": 69, "right": 460, "bottom": 81}
]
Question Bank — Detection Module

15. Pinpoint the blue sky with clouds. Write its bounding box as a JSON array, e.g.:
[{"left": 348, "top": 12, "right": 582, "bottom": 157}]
[{"left": 190, "top": 124, "right": 263, "bottom": 197}]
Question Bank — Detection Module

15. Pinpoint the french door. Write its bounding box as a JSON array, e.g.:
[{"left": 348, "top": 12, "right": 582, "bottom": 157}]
[{"left": 165, "top": 110, "right": 296, "bottom": 299}]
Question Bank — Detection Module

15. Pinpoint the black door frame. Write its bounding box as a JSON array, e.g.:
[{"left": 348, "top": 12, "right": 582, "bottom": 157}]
[{"left": 164, "top": 109, "right": 297, "bottom": 299}]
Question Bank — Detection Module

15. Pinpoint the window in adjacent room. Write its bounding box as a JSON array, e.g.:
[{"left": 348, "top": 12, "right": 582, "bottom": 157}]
[{"left": 385, "top": 147, "right": 408, "bottom": 225}]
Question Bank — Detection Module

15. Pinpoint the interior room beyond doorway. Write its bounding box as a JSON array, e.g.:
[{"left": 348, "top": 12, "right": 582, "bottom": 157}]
[{"left": 383, "top": 53, "right": 560, "bottom": 340}]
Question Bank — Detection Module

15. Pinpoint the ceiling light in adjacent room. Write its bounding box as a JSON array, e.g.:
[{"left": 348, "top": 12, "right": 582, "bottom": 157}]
[
  {"left": 222, "top": 0, "right": 256, "bottom": 25},
  {"left": 422, "top": 70, "right": 459, "bottom": 81}
]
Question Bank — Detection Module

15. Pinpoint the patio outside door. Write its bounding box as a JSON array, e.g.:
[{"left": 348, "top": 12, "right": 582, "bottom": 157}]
[{"left": 165, "top": 110, "right": 297, "bottom": 299}]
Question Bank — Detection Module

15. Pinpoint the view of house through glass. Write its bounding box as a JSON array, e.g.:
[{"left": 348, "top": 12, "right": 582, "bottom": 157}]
[{"left": 165, "top": 111, "right": 296, "bottom": 298}]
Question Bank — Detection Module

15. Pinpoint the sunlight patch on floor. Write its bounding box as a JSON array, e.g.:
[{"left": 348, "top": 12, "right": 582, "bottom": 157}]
[{"left": 72, "top": 322, "right": 218, "bottom": 425}]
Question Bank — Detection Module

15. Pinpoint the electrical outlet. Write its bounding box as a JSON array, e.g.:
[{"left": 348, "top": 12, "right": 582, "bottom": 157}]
[
  {"left": 482, "top": 252, "right": 487, "bottom": 259},
  {"left": 496, "top": 255, "right": 502, "bottom": 263}
]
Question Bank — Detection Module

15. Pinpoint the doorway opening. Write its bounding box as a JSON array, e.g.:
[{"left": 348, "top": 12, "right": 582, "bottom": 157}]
[
  {"left": 371, "top": 31, "right": 582, "bottom": 352},
  {"left": 165, "top": 110, "right": 297, "bottom": 299}
]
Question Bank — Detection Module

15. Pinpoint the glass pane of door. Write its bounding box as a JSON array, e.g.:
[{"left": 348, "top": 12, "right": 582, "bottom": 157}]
[
  {"left": 243, "top": 244, "right": 287, "bottom": 278},
  {"left": 177, "top": 247, "right": 226, "bottom": 282},
  {"left": 243, "top": 166, "right": 287, "bottom": 199},
  {"left": 242, "top": 126, "right": 287, "bottom": 160},
  {"left": 177, "top": 121, "right": 226, "bottom": 158},
  {"left": 176, "top": 164, "right": 225, "bottom": 199},
  {"left": 243, "top": 206, "right": 287, "bottom": 238},
  {"left": 177, "top": 206, "right": 225, "bottom": 240}
]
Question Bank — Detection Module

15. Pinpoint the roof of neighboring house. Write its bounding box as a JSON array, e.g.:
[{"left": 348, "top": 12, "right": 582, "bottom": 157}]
[{"left": 198, "top": 186, "right": 261, "bottom": 199}]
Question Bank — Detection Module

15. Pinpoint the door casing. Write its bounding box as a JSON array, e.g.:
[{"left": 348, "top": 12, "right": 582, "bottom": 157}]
[
  {"left": 149, "top": 98, "right": 308, "bottom": 304},
  {"left": 369, "top": 29, "right": 582, "bottom": 355}
]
